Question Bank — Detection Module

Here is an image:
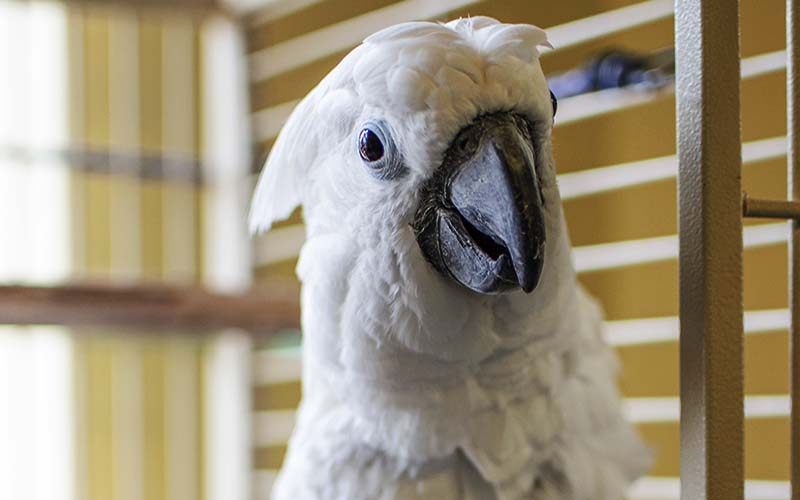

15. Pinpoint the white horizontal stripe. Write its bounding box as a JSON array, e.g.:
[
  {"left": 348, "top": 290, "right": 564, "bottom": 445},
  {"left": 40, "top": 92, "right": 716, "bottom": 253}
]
[
  {"left": 628, "top": 477, "right": 790, "bottom": 500},
  {"left": 546, "top": 0, "right": 673, "bottom": 52},
  {"left": 741, "top": 50, "right": 787, "bottom": 79},
  {"left": 604, "top": 315, "right": 678, "bottom": 345},
  {"left": 573, "top": 222, "right": 786, "bottom": 273},
  {"left": 624, "top": 395, "right": 790, "bottom": 423},
  {"left": 558, "top": 136, "right": 786, "bottom": 200},
  {"left": 604, "top": 308, "right": 789, "bottom": 346},
  {"left": 558, "top": 154, "right": 676, "bottom": 200},
  {"left": 253, "top": 470, "right": 280, "bottom": 500},
  {"left": 251, "top": 99, "right": 301, "bottom": 143},
  {"left": 253, "top": 410, "right": 297, "bottom": 446},
  {"left": 249, "top": 0, "right": 325, "bottom": 25},
  {"left": 556, "top": 85, "right": 669, "bottom": 126},
  {"left": 254, "top": 224, "right": 306, "bottom": 266},
  {"left": 253, "top": 349, "right": 302, "bottom": 384},
  {"left": 249, "top": 0, "right": 481, "bottom": 82}
]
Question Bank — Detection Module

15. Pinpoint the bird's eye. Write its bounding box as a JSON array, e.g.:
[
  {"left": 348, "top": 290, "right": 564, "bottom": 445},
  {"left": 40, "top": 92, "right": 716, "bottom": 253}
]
[
  {"left": 359, "top": 128, "right": 384, "bottom": 162},
  {"left": 356, "top": 121, "right": 406, "bottom": 180},
  {"left": 549, "top": 89, "right": 558, "bottom": 118}
]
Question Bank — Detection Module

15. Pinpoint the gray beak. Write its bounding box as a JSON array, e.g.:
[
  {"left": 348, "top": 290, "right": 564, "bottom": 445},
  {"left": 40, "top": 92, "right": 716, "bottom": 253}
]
[{"left": 413, "top": 112, "right": 546, "bottom": 295}]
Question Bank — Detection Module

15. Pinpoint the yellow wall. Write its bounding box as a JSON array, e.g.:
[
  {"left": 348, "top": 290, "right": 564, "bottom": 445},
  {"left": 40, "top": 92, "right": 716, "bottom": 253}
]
[{"left": 67, "top": 6, "right": 207, "bottom": 500}]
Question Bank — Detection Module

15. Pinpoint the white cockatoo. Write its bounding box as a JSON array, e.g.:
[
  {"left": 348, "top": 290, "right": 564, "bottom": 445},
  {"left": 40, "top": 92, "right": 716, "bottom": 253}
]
[{"left": 250, "top": 17, "right": 651, "bottom": 500}]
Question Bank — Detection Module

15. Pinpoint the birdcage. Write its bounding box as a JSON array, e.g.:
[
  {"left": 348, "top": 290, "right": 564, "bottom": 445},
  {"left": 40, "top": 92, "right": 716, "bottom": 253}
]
[{"left": 0, "top": 1, "right": 796, "bottom": 499}]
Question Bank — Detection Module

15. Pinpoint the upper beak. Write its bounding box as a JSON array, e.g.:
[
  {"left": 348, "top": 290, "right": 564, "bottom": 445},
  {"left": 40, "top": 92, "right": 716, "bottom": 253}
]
[{"left": 413, "top": 112, "right": 547, "bottom": 295}]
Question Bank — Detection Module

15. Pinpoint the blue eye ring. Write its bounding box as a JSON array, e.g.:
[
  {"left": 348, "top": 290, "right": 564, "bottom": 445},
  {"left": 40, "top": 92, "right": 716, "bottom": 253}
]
[{"left": 357, "top": 121, "right": 406, "bottom": 180}]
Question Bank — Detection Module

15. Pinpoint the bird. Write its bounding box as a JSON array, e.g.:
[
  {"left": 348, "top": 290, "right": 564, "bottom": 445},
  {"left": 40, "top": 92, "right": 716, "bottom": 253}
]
[{"left": 250, "top": 16, "right": 651, "bottom": 500}]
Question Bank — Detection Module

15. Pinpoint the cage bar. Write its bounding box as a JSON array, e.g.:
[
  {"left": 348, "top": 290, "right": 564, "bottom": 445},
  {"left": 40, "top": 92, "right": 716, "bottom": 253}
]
[
  {"left": 675, "top": 0, "right": 744, "bottom": 499},
  {"left": 788, "top": 1, "right": 800, "bottom": 498}
]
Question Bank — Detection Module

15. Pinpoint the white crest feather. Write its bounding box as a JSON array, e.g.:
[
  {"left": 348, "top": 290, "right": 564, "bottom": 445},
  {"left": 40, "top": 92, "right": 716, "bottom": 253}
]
[{"left": 249, "top": 95, "right": 318, "bottom": 234}]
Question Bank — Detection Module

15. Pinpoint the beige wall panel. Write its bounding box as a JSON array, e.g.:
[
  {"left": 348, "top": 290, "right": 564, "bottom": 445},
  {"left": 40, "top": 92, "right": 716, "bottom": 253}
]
[
  {"left": 84, "top": 12, "right": 112, "bottom": 273},
  {"left": 744, "top": 418, "right": 790, "bottom": 480},
  {"left": 740, "top": 0, "right": 786, "bottom": 58},
  {"left": 254, "top": 445, "right": 288, "bottom": 470},
  {"left": 254, "top": 259, "right": 300, "bottom": 282},
  {"left": 139, "top": 18, "right": 164, "bottom": 278},
  {"left": 193, "top": 30, "right": 205, "bottom": 284},
  {"left": 744, "top": 331, "right": 790, "bottom": 395},
  {"left": 743, "top": 157, "right": 789, "bottom": 200},
  {"left": 143, "top": 343, "right": 166, "bottom": 500},
  {"left": 580, "top": 260, "right": 677, "bottom": 320},
  {"left": 743, "top": 244, "right": 788, "bottom": 311},
  {"left": 253, "top": 381, "right": 302, "bottom": 411},
  {"left": 617, "top": 330, "right": 789, "bottom": 398},
  {"left": 86, "top": 339, "right": 114, "bottom": 500},
  {"left": 741, "top": 71, "right": 787, "bottom": 143},
  {"left": 563, "top": 180, "right": 676, "bottom": 246}
]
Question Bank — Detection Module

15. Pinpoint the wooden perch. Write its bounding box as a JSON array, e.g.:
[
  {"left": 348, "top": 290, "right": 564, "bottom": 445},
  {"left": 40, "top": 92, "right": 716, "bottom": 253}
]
[{"left": 0, "top": 282, "right": 300, "bottom": 334}]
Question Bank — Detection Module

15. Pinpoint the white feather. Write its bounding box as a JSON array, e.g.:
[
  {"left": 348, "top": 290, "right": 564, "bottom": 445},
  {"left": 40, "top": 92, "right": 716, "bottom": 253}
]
[{"left": 251, "top": 17, "right": 651, "bottom": 500}]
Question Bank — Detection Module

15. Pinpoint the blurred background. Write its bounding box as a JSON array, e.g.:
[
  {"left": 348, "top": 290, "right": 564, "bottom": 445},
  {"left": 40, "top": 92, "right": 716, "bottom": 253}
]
[{"left": 0, "top": 0, "right": 792, "bottom": 499}]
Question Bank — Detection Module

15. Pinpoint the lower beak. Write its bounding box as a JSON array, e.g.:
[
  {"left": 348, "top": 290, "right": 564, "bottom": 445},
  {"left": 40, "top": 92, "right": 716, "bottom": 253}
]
[{"left": 413, "top": 112, "right": 547, "bottom": 295}]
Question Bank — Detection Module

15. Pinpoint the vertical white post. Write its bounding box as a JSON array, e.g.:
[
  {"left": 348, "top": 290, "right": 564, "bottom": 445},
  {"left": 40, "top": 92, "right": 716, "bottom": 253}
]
[
  {"left": 201, "top": 15, "right": 253, "bottom": 500},
  {"left": 0, "top": 3, "right": 74, "bottom": 500}
]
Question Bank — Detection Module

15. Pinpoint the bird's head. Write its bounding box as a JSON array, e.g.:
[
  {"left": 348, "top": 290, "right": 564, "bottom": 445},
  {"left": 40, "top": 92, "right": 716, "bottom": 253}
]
[{"left": 251, "top": 17, "right": 566, "bottom": 298}]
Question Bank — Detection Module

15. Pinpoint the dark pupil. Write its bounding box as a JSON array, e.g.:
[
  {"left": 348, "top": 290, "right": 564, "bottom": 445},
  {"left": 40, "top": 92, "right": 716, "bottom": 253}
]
[
  {"left": 359, "top": 129, "right": 384, "bottom": 162},
  {"left": 549, "top": 89, "right": 558, "bottom": 118}
]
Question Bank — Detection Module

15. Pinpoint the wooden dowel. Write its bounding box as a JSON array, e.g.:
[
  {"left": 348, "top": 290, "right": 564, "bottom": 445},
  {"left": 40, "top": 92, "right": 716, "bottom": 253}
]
[
  {"left": 742, "top": 193, "right": 800, "bottom": 219},
  {"left": 0, "top": 282, "right": 300, "bottom": 334}
]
